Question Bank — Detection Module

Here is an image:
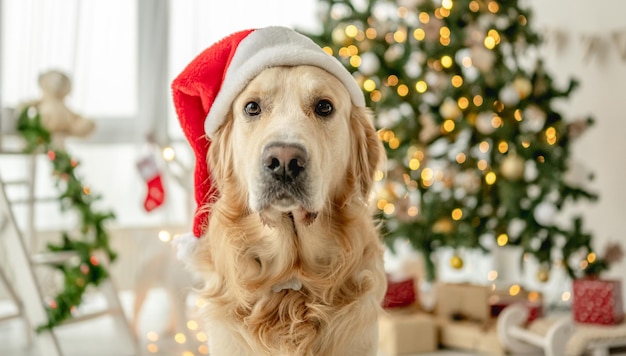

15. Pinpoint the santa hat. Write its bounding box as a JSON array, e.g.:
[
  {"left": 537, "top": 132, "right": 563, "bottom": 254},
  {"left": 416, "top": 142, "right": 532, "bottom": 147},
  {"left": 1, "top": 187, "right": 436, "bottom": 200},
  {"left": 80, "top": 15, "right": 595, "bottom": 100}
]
[{"left": 171, "top": 26, "right": 365, "bottom": 239}]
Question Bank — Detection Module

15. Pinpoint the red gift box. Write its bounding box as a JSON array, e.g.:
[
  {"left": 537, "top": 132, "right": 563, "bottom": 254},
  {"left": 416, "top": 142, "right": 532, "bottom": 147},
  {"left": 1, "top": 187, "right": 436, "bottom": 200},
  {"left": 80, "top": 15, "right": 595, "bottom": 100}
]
[
  {"left": 382, "top": 275, "right": 416, "bottom": 309},
  {"left": 573, "top": 278, "right": 624, "bottom": 325}
]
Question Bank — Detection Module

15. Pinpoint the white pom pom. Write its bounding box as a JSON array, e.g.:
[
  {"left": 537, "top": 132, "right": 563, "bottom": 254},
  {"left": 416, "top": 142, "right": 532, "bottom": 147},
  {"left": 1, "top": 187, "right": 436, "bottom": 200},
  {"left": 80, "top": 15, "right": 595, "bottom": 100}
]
[{"left": 172, "top": 233, "right": 199, "bottom": 269}]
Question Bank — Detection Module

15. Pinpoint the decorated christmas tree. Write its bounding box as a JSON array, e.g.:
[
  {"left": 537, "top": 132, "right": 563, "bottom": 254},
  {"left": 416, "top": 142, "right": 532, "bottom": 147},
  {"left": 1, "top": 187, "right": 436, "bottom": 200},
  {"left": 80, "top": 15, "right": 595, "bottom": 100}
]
[{"left": 308, "top": 0, "right": 599, "bottom": 280}]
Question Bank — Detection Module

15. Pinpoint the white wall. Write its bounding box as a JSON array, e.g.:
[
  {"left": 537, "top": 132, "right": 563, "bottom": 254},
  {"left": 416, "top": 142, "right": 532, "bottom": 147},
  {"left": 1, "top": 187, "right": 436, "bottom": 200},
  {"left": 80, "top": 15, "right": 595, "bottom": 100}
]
[{"left": 527, "top": 0, "right": 626, "bottom": 278}]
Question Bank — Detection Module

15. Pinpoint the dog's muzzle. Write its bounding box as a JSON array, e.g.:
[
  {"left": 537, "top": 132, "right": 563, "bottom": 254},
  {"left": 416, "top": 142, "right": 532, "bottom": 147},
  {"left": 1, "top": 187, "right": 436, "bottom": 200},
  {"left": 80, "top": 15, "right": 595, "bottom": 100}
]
[
  {"left": 257, "top": 142, "right": 311, "bottom": 212},
  {"left": 262, "top": 142, "right": 308, "bottom": 183}
]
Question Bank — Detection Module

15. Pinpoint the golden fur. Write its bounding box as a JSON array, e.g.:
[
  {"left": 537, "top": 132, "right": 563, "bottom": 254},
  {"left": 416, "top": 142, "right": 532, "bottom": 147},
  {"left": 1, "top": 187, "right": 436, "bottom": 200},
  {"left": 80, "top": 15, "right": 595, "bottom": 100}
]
[{"left": 193, "top": 66, "right": 386, "bottom": 355}]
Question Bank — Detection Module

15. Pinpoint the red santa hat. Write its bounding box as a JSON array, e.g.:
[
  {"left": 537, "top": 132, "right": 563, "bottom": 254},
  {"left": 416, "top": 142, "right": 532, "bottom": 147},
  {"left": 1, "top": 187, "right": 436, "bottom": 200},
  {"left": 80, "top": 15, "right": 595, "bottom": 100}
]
[{"left": 172, "top": 26, "right": 365, "bottom": 238}]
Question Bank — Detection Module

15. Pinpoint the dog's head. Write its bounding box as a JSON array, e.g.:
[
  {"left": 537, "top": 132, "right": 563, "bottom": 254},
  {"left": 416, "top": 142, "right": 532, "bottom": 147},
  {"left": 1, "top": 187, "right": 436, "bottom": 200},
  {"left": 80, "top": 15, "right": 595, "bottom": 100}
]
[{"left": 208, "top": 65, "right": 383, "bottom": 225}]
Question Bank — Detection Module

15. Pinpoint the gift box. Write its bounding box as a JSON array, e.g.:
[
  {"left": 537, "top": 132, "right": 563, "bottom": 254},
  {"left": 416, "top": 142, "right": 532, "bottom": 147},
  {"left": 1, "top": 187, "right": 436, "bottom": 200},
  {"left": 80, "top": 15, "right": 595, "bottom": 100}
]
[
  {"left": 573, "top": 278, "right": 624, "bottom": 325},
  {"left": 382, "top": 275, "right": 416, "bottom": 309},
  {"left": 435, "top": 283, "right": 490, "bottom": 323},
  {"left": 378, "top": 306, "right": 437, "bottom": 355},
  {"left": 489, "top": 289, "right": 543, "bottom": 323}
]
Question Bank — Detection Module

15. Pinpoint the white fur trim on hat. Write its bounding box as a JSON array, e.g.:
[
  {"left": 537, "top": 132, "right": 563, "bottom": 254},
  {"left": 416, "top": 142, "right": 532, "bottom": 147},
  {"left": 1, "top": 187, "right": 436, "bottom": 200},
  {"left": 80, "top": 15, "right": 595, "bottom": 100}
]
[{"left": 204, "top": 26, "right": 365, "bottom": 138}]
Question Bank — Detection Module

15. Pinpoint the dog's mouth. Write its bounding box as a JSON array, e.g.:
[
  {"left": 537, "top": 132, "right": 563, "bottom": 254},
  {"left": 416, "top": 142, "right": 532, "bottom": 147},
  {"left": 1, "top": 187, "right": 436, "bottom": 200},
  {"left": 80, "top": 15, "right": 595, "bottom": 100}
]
[{"left": 255, "top": 178, "right": 319, "bottom": 227}]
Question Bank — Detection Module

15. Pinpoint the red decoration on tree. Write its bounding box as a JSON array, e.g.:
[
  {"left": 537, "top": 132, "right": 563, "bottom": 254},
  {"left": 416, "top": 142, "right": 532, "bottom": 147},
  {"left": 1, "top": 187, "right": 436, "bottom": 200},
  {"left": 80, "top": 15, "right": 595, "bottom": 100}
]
[
  {"left": 136, "top": 154, "right": 166, "bottom": 212},
  {"left": 573, "top": 278, "right": 624, "bottom": 325}
]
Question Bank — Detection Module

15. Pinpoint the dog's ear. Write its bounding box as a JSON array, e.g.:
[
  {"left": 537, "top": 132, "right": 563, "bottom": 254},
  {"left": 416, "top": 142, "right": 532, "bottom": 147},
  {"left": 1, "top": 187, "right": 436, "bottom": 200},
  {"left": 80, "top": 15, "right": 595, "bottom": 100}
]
[{"left": 350, "top": 106, "right": 384, "bottom": 198}]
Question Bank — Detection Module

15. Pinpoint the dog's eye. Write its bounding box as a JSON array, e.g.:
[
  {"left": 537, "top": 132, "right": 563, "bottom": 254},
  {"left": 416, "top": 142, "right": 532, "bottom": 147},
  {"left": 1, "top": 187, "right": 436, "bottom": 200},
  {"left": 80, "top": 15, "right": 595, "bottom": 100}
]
[
  {"left": 314, "top": 99, "right": 333, "bottom": 117},
  {"left": 244, "top": 101, "right": 262, "bottom": 116}
]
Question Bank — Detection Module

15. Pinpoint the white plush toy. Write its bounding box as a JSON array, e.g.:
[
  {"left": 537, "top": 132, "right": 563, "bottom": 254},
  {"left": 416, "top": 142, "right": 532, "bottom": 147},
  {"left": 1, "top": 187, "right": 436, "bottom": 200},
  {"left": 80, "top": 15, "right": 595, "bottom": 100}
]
[{"left": 22, "top": 70, "right": 95, "bottom": 138}]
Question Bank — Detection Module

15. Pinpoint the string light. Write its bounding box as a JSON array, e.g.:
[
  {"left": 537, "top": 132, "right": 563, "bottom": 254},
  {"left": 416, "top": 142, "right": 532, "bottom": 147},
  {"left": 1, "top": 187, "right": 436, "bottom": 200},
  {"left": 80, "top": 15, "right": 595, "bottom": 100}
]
[
  {"left": 497, "top": 233, "right": 508, "bottom": 246},
  {"left": 158, "top": 230, "right": 172, "bottom": 242},
  {"left": 456, "top": 153, "right": 466, "bottom": 164},
  {"left": 147, "top": 344, "right": 158, "bottom": 353},
  {"left": 451, "top": 208, "right": 463, "bottom": 220},
  {"left": 397, "top": 84, "right": 409, "bottom": 96},
  {"left": 472, "top": 95, "right": 483, "bottom": 106},
  {"left": 345, "top": 25, "right": 358, "bottom": 38},
  {"left": 509, "top": 284, "right": 521, "bottom": 296},
  {"left": 175, "top": 333, "right": 187, "bottom": 344},
  {"left": 469, "top": 1, "right": 480, "bottom": 12},
  {"left": 322, "top": 46, "right": 333, "bottom": 55},
  {"left": 419, "top": 12, "right": 430, "bottom": 23},
  {"left": 413, "top": 28, "right": 425, "bottom": 41},
  {"left": 443, "top": 120, "right": 455, "bottom": 133},
  {"left": 485, "top": 171, "right": 497, "bottom": 185},
  {"left": 363, "top": 79, "right": 376, "bottom": 92},
  {"left": 451, "top": 75, "right": 463, "bottom": 87},
  {"left": 415, "top": 80, "right": 428, "bottom": 93},
  {"left": 162, "top": 146, "right": 175, "bottom": 161},
  {"left": 561, "top": 291, "right": 571, "bottom": 302},
  {"left": 487, "top": 270, "right": 498, "bottom": 281}
]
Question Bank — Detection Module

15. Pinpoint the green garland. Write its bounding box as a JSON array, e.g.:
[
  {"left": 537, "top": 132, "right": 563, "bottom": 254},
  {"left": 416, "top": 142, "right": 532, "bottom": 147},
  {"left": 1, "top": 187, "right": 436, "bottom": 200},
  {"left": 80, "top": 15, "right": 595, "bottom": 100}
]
[{"left": 16, "top": 107, "right": 117, "bottom": 331}]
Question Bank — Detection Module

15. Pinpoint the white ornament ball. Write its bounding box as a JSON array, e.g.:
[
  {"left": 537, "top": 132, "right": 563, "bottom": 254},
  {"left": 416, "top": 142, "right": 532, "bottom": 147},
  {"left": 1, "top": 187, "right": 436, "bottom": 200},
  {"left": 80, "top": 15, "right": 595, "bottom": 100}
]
[
  {"left": 440, "top": 98, "right": 461, "bottom": 119},
  {"left": 521, "top": 105, "right": 547, "bottom": 133},
  {"left": 513, "top": 77, "right": 533, "bottom": 99},
  {"left": 534, "top": 202, "right": 557, "bottom": 226},
  {"left": 475, "top": 111, "right": 496, "bottom": 134},
  {"left": 359, "top": 52, "right": 380, "bottom": 76},
  {"left": 499, "top": 85, "right": 520, "bottom": 106},
  {"left": 500, "top": 154, "right": 525, "bottom": 180}
]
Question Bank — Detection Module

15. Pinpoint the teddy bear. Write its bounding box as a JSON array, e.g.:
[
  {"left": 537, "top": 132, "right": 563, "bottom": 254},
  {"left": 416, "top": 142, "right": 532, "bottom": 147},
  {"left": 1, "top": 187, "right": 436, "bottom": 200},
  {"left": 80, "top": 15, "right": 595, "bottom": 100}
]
[{"left": 22, "top": 70, "right": 95, "bottom": 139}]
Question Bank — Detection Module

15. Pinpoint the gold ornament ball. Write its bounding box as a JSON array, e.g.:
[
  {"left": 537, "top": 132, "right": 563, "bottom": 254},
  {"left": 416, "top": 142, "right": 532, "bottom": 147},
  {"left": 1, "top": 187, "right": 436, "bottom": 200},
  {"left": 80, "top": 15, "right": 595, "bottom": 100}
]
[
  {"left": 536, "top": 268, "right": 550, "bottom": 283},
  {"left": 500, "top": 154, "right": 525, "bottom": 180},
  {"left": 450, "top": 255, "right": 464, "bottom": 269}
]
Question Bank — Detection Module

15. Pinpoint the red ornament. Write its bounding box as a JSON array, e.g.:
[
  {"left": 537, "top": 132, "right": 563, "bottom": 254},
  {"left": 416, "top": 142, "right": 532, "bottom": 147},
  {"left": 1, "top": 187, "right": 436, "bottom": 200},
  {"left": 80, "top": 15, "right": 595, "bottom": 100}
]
[
  {"left": 89, "top": 255, "right": 99, "bottom": 266},
  {"left": 573, "top": 278, "right": 624, "bottom": 325},
  {"left": 47, "top": 150, "right": 56, "bottom": 161},
  {"left": 70, "top": 159, "right": 79, "bottom": 168}
]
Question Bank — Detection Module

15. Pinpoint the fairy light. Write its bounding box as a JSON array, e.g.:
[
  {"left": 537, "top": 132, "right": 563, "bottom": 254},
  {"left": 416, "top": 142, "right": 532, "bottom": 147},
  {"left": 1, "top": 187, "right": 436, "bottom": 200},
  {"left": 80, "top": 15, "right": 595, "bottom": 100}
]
[
  {"left": 451, "top": 75, "right": 463, "bottom": 87},
  {"left": 415, "top": 80, "right": 428, "bottom": 93},
  {"left": 409, "top": 158, "right": 421, "bottom": 170},
  {"left": 374, "top": 170, "right": 385, "bottom": 181},
  {"left": 377, "top": 199, "right": 387, "bottom": 211},
  {"left": 443, "top": 120, "right": 455, "bottom": 133},
  {"left": 451, "top": 208, "right": 463, "bottom": 220},
  {"left": 469, "top": 0, "right": 480, "bottom": 12},
  {"left": 182, "top": 352, "right": 194, "bottom": 356},
  {"left": 408, "top": 206, "right": 419, "bottom": 216},
  {"left": 383, "top": 203, "right": 395, "bottom": 215},
  {"left": 487, "top": 29, "right": 501, "bottom": 44},
  {"left": 458, "top": 97, "right": 469, "bottom": 109},
  {"left": 347, "top": 45, "right": 358, "bottom": 56},
  {"left": 479, "top": 141, "right": 490, "bottom": 153},
  {"left": 498, "top": 141, "right": 509, "bottom": 153},
  {"left": 487, "top": 270, "right": 498, "bottom": 281},
  {"left": 562, "top": 291, "right": 571, "bottom": 302},
  {"left": 370, "top": 90, "right": 382, "bottom": 102},
  {"left": 196, "top": 332, "right": 208, "bottom": 343},
  {"left": 82, "top": 186, "right": 91, "bottom": 195},
  {"left": 442, "top": 0, "right": 453, "bottom": 10},
  {"left": 345, "top": 25, "right": 358, "bottom": 38},
  {"left": 421, "top": 168, "right": 434, "bottom": 181},
  {"left": 413, "top": 28, "right": 425, "bottom": 41},
  {"left": 485, "top": 171, "right": 496, "bottom": 185},
  {"left": 158, "top": 230, "right": 172, "bottom": 242},
  {"left": 394, "top": 29, "right": 407, "bottom": 43},
  {"left": 349, "top": 55, "right": 361, "bottom": 67},
  {"left": 162, "top": 146, "right": 175, "bottom": 161},
  {"left": 462, "top": 56, "right": 472, "bottom": 67},
  {"left": 587, "top": 252, "right": 597, "bottom": 263},
  {"left": 497, "top": 233, "right": 508, "bottom": 246},
  {"left": 477, "top": 159, "right": 488, "bottom": 170},
  {"left": 487, "top": 1, "right": 499, "bottom": 13},
  {"left": 147, "top": 344, "right": 158, "bottom": 353},
  {"left": 365, "top": 28, "right": 377, "bottom": 39},
  {"left": 514, "top": 109, "right": 523, "bottom": 121},
  {"left": 473, "top": 95, "right": 483, "bottom": 106},
  {"left": 198, "top": 345, "right": 209, "bottom": 354},
  {"left": 363, "top": 79, "right": 376, "bottom": 92},
  {"left": 397, "top": 84, "right": 409, "bottom": 96},
  {"left": 509, "top": 284, "right": 521, "bottom": 296},
  {"left": 546, "top": 127, "right": 557, "bottom": 145},
  {"left": 440, "top": 27, "right": 451, "bottom": 39},
  {"left": 484, "top": 36, "right": 496, "bottom": 49},
  {"left": 338, "top": 47, "right": 349, "bottom": 58},
  {"left": 440, "top": 37, "right": 451, "bottom": 46},
  {"left": 187, "top": 320, "right": 199, "bottom": 331},
  {"left": 441, "top": 55, "right": 453, "bottom": 68},
  {"left": 322, "top": 46, "right": 333, "bottom": 55},
  {"left": 387, "top": 75, "right": 399, "bottom": 86},
  {"left": 175, "top": 333, "right": 187, "bottom": 344},
  {"left": 147, "top": 331, "right": 159, "bottom": 342},
  {"left": 521, "top": 140, "right": 531, "bottom": 148},
  {"left": 419, "top": 12, "right": 430, "bottom": 23},
  {"left": 528, "top": 291, "right": 540, "bottom": 302},
  {"left": 456, "top": 153, "right": 466, "bottom": 164},
  {"left": 440, "top": 7, "right": 451, "bottom": 17},
  {"left": 389, "top": 137, "right": 400, "bottom": 149},
  {"left": 355, "top": 31, "right": 365, "bottom": 41},
  {"left": 491, "top": 115, "right": 503, "bottom": 128}
]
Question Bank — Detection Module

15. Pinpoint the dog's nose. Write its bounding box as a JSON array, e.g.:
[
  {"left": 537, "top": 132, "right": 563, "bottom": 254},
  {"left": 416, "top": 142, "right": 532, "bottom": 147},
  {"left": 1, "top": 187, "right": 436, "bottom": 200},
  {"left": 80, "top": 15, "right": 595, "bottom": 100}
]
[{"left": 262, "top": 143, "right": 308, "bottom": 183}]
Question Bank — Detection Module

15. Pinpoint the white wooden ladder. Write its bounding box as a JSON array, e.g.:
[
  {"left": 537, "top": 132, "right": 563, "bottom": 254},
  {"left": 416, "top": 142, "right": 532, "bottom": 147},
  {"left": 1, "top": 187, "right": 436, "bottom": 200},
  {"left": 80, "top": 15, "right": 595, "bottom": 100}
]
[{"left": 0, "top": 151, "right": 138, "bottom": 355}]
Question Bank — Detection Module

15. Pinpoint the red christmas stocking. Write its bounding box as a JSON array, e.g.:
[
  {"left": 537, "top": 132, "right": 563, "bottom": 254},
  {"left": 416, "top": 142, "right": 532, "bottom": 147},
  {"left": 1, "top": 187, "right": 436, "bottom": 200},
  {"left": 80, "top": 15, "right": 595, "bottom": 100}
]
[{"left": 137, "top": 155, "right": 165, "bottom": 212}]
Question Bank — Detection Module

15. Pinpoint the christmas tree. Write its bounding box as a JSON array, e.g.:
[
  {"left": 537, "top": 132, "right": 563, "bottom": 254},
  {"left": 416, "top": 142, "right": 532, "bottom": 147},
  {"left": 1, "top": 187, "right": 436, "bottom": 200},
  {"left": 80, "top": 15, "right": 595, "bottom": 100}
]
[{"left": 308, "top": 0, "right": 599, "bottom": 280}]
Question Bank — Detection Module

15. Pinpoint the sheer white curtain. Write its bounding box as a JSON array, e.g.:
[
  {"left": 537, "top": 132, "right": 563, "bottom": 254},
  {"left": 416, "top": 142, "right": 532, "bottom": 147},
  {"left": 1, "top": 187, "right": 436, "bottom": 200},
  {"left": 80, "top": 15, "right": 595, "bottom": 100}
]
[
  {"left": 167, "top": 0, "right": 320, "bottom": 138},
  {"left": 0, "top": 0, "right": 137, "bottom": 119}
]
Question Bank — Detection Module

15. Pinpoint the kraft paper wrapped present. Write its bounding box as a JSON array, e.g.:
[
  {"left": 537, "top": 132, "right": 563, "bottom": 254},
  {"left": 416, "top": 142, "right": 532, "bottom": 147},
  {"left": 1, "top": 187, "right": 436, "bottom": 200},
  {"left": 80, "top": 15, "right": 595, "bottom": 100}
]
[
  {"left": 435, "top": 283, "right": 491, "bottom": 323},
  {"left": 378, "top": 306, "right": 437, "bottom": 355}
]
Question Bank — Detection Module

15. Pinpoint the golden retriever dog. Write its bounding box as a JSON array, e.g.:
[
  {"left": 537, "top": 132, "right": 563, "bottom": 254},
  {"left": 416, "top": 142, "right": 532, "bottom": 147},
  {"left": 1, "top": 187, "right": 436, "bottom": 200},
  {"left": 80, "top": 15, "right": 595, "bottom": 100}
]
[{"left": 189, "top": 64, "right": 387, "bottom": 355}]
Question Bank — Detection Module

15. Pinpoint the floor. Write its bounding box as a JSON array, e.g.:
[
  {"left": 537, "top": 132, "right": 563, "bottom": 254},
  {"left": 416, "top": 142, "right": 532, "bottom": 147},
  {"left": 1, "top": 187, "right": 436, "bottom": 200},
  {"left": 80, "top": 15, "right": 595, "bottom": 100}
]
[{"left": 0, "top": 289, "right": 470, "bottom": 356}]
